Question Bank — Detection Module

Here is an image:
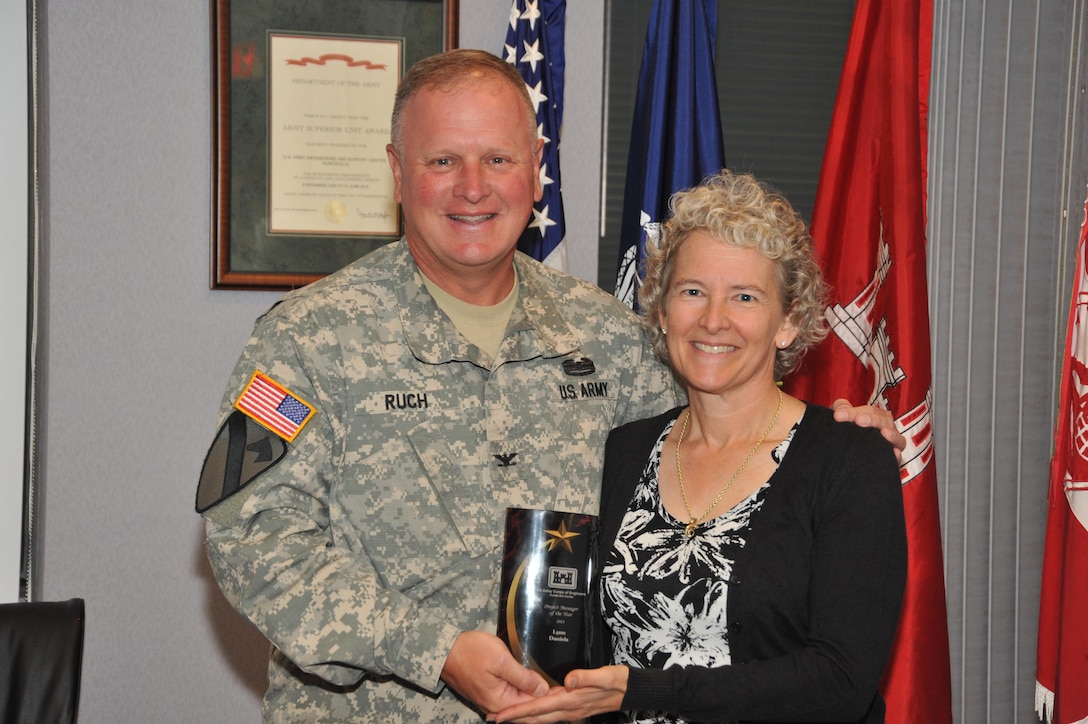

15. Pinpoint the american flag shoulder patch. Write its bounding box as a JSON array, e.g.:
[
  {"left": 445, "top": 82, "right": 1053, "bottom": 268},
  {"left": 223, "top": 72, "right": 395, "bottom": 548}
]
[{"left": 234, "top": 370, "right": 316, "bottom": 442}]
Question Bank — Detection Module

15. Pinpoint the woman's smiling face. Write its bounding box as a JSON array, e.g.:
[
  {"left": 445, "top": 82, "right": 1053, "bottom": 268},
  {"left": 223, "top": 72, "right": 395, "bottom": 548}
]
[{"left": 661, "top": 232, "right": 796, "bottom": 397}]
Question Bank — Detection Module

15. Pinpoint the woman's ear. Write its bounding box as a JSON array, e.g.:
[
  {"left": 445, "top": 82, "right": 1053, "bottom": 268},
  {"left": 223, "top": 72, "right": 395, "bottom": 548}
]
[{"left": 776, "top": 316, "right": 799, "bottom": 348}]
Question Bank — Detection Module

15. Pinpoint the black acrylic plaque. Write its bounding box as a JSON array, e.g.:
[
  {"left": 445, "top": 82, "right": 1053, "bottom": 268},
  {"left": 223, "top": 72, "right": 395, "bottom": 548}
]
[{"left": 497, "top": 507, "right": 598, "bottom": 686}]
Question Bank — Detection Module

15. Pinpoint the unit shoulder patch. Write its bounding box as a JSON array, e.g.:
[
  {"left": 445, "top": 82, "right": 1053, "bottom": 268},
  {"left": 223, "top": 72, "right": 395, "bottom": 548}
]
[{"left": 196, "top": 410, "right": 288, "bottom": 515}]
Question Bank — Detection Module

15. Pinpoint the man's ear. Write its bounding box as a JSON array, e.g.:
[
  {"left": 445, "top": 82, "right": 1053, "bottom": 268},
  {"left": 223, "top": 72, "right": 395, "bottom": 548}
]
[
  {"left": 533, "top": 137, "right": 544, "bottom": 202},
  {"left": 386, "top": 144, "right": 403, "bottom": 203}
]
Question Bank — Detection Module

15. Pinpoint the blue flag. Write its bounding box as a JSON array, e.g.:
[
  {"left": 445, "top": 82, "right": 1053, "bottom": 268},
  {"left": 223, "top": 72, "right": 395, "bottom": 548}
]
[
  {"left": 614, "top": 0, "right": 726, "bottom": 308},
  {"left": 504, "top": 0, "right": 568, "bottom": 270}
]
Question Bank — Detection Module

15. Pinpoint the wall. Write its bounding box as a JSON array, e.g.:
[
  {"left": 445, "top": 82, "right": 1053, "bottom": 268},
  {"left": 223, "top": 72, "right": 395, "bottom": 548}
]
[
  {"left": 1, "top": 0, "right": 29, "bottom": 604},
  {"left": 38, "top": 1, "right": 600, "bottom": 721}
]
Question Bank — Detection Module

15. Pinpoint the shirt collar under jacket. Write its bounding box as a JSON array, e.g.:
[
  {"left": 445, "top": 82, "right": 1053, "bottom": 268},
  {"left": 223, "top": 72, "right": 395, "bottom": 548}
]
[{"left": 386, "top": 239, "right": 583, "bottom": 368}]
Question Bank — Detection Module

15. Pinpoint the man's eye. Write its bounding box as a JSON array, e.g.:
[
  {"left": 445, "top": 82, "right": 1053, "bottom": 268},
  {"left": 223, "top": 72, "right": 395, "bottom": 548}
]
[
  {"left": 489, "top": 157, "right": 507, "bottom": 165},
  {"left": 738, "top": 293, "right": 754, "bottom": 302}
]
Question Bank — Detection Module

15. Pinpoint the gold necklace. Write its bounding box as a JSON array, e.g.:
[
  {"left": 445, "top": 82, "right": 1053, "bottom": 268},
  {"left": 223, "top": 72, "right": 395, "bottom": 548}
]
[{"left": 675, "top": 387, "right": 783, "bottom": 538}]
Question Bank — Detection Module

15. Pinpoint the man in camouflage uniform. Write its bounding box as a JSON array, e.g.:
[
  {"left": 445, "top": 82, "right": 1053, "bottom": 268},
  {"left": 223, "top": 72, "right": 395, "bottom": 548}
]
[
  {"left": 197, "top": 49, "right": 899, "bottom": 722},
  {"left": 198, "top": 49, "right": 677, "bottom": 721}
]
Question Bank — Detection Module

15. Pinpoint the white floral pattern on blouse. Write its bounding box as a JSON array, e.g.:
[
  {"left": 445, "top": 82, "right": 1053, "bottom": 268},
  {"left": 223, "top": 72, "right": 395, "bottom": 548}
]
[{"left": 602, "top": 414, "right": 800, "bottom": 724}]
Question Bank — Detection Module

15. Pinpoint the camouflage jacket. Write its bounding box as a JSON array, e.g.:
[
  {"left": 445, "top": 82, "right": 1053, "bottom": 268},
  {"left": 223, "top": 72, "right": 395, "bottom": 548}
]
[{"left": 200, "top": 240, "right": 678, "bottom": 722}]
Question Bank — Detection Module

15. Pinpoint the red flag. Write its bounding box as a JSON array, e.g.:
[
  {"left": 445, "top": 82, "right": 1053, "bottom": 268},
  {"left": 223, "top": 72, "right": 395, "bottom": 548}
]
[
  {"left": 1035, "top": 188, "right": 1088, "bottom": 724},
  {"left": 783, "top": 0, "right": 953, "bottom": 720}
]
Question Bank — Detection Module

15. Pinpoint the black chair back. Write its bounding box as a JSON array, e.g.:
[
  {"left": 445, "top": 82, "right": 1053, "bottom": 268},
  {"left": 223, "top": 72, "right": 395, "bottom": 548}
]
[{"left": 0, "top": 598, "right": 85, "bottom": 724}]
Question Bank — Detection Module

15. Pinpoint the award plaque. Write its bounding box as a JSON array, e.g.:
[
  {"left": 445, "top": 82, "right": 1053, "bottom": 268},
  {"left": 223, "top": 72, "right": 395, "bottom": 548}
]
[{"left": 497, "top": 507, "right": 599, "bottom": 685}]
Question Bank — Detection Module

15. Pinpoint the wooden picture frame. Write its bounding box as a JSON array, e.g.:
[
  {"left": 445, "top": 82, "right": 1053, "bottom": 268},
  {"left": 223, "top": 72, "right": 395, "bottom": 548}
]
[{"left": 211, "top": 0, "right": 459, "bottom": 290}]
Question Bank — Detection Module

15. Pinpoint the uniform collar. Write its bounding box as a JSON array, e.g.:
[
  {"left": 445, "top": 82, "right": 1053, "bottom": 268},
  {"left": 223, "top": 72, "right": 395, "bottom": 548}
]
[{"left": 390, "top": 241, "right": 582, "bottom": 366}]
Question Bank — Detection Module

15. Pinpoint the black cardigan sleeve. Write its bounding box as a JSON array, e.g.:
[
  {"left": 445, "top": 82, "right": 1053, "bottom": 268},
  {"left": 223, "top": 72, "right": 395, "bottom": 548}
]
[{"left": 607, "top": 406, "right": 907, "bottom": 724}]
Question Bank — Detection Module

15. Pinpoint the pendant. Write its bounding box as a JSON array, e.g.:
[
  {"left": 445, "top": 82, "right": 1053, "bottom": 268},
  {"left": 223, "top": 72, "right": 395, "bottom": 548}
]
[{"left": 684, "top": 521, "right": 697, "bottom": 538}]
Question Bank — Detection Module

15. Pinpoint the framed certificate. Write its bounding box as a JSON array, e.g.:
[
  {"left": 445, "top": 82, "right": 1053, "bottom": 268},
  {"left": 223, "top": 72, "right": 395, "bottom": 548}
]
[{"left": 211, "top": 0, "right": 459, "bottom": 290}]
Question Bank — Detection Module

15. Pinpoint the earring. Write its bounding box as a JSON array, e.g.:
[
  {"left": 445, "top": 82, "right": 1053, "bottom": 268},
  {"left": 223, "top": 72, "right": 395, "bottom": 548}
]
[{"left": 661, "top": 327, "right": 667, "bottom": 335}]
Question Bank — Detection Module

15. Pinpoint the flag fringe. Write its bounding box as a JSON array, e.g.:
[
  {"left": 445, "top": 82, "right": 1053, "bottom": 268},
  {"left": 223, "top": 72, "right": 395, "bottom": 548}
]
[{"left": 1036, "top": 681, "right": 1055, "bottom": 723}]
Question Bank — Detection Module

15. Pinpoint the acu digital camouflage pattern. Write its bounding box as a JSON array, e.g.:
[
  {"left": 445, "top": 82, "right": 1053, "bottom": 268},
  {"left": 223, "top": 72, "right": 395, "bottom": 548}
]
[{"left": 201, "top": 240, "right": 679, "bottom": 722}]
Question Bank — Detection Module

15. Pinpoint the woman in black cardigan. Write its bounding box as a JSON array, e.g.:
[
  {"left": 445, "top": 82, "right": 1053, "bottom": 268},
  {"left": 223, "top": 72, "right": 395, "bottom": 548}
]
[{"left": 493, "top": 170, "right": 906, "bottom": 724}]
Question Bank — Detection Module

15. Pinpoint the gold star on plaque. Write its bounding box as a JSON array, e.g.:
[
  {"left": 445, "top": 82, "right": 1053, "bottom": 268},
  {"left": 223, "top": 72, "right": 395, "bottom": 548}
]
[{"left": 543, "top": 520, "right": 580, "bottom": 553}]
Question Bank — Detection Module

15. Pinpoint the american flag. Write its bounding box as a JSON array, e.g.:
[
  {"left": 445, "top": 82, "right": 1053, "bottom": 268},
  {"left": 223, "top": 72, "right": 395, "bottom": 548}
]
[
  {"left": 504, "top": 0, "right": 567, "bottom": 271},
  {"left": 234, "top": 371, "right": 315, "bottom": 442}
]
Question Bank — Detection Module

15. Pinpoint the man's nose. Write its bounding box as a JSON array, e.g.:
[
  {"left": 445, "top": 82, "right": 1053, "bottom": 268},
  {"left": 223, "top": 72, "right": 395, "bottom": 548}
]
[{"left": 454, "top": 162, "right": 489, "bottom": 203}]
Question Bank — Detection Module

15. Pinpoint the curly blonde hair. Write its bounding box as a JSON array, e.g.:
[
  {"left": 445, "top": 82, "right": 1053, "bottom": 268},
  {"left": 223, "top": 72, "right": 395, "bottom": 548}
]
[{"left": 638, "top": 170, "right": 829, "bottom": 380}]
